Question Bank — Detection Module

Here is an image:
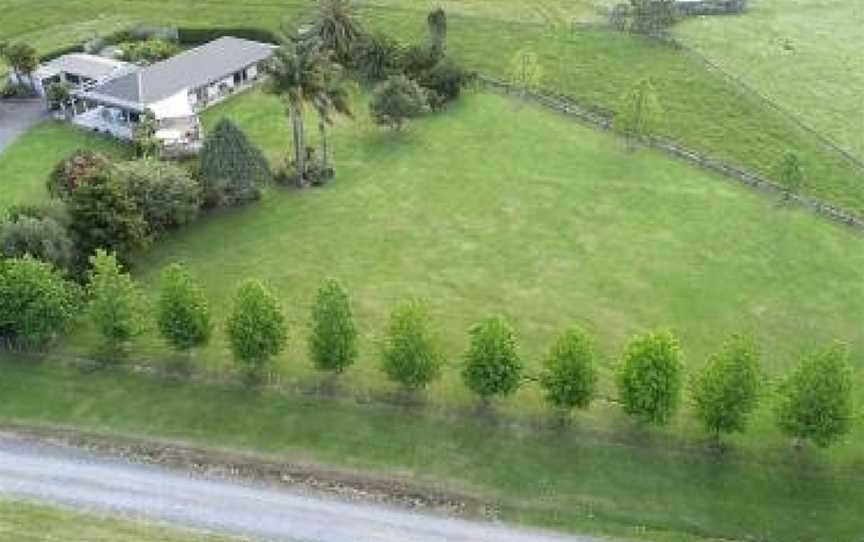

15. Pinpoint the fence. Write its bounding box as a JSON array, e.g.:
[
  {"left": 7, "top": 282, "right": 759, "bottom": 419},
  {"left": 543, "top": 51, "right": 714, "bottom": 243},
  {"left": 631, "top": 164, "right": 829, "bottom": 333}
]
[{"left": 478, "top": 75, "right": 864, "bottom": 231}]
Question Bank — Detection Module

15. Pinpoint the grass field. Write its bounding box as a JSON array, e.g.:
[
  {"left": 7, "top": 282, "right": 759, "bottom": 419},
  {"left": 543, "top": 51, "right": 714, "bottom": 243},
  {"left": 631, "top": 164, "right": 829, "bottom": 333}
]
[
  {"left": 0, "top": 360, "right": 862, "bottom": 542},
  {"left": 0, "top": 500, "right": 240, "bottom": 541},
  {"left": 0, "top": 0, "right": 861, "bottom": 214},
  {"left": 674, "top": 0, "right": 864, "bottom": 160}
]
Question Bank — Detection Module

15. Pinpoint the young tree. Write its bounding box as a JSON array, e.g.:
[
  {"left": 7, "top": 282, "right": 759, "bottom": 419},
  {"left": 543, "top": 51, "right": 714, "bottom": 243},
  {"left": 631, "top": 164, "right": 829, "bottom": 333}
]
[
  {"left": 198, "top": 119, "right": 269, "bottom": 205},
  {"left": 776, "top": 344, "right": 854, "bottom": 448},
  {"left": 427, "top": 8, "right": 448, "bottom": 59},
  {"left": 87, "top": 250, "right": 147, "bottom": 351},
  {"left": 308, "top": 278, "right": 357, "bottom": 374},
  {"left": 48, "top": 150, "right": 112, "bottom": 200},
  {"left": 226, "top": 280, "right": 287, "bottom": 382},
  {"left": 614, "top": 78, "right": 662, "bottom": 149},
  {"left": 462, "top": 316, "right": 522, "bottom": 400},
  {"left": 509, "top": 48, "right": 543, "bottom": 96},
  {"left": 616, "top": 331, "right": 684, "bottom": 425},
  {"left": 540, "top": 327, "right": 597, "bottom": 413},
  {"left": 266, "top": 42, "right": 327, "bottom": 187},
  {"left": 157, "top": 263, "right": 211, "bottom": 354},
  {"left": 380, "top": 299, "right": 443, "bottom": 391},
  {"left": 369, "top": 75, "right": 430, "bottom": 131},
  {"left": 690, "top": 334, "right": 762, "bottom": 444},
  {"left": 115, "top": 158, "right": 202, "bottom": 234},
  {"left": 132, "top": 109, "right": 161, "bottom": 159},
  {"left": 309, "top": 0, "right": 365, "bottom": 64},
  {"left": 776, "top": 152, "right": 804, "bottom": 200},
  {"left": 0, "top": 256, "right": 80, "bottom": 347},
  {"left": 45, "top": 81, "right": 73, "bottom": 116}
]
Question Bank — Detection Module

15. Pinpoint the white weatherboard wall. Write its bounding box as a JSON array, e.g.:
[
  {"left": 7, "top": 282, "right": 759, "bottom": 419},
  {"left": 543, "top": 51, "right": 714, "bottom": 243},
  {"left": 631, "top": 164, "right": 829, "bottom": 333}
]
[{"left": 150, "top": 90, "right": 194, "bottom": 119}]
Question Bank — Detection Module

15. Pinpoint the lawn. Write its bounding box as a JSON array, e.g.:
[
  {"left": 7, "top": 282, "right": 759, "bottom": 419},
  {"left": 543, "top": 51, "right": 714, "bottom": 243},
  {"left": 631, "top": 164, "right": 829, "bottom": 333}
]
[
  {"left": 674, "top": 0, "right": 864, "bottom": 160},
  {"left": 0, "top": 0, "right": 861, "bottom": 214},
  {"left": 0, "top": 360, "right": 861, "bottom": 542},
  {"left": 0, "top": 500, "right": 241, "bottom": 541},
  {"left": 0, "top": 121, "right": 131, "bottom": 209}
]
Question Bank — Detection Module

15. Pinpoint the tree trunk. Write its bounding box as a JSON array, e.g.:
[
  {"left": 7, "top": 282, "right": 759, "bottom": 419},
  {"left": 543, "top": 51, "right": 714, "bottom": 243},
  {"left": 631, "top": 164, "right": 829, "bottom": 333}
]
[
  {"left": 290, "top": 105, "right": 306, "bottom": 188},
  {"left": 319, "top": 115, "right": 329, "bottom": 172}
]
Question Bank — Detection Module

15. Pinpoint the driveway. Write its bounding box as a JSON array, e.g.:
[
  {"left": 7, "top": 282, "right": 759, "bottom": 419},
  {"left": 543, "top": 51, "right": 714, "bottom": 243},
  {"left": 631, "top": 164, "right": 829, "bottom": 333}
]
[
  {"left": 0, "top": 99, "right": 47, "bottom": 154},
  {"left": 0, "top": 433, "right": 601, "bottom": 542}
]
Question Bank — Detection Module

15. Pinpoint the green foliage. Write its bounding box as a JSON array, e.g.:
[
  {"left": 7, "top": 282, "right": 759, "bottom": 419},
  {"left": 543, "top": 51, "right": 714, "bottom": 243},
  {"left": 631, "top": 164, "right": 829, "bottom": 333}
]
[
  {"left": 416, "top": 57, "right": 472, "bottom": 108},
  {"left": 426, "top": 8, "right": 448, "bottom": 58},
  {"left": 462, "top": 316, "right": 522, "bottom": 399},
  {"left": 225, "top": 280, "right": 287, "bottom": 379},
  {"left": 0, "top": 256, "right": 80, "bottom": 346},
  {"left": 614, "top": 78, "right": 662, "bottom": 144},
  {"left": 0, "top": 215, "right": 75, "bottom": 271},
  {"left": 690, "top": 334, "right": 762, "bottom": 440},
  {"left": 45, "top": 81, "right": 73, "bottom": 111},
  {"left": 400, "top": 44, "right": 439, "bottom": 79},
  {"left": 540, "top": 327, "right": 597, "bottom": 411},
  {"left": 309, "top": 0, "right": 365, "bottom": 64},
  {"left": 776, "top": 344, "right": 854, "bottom": 448},
  {"left": 65, "top": 169, "right": 149, "bottom": 263},
  {"left": 132, "top": 110, "right": 160, "bottom": 159},
  {"left": 628, "top": 0, "right": 677, "bottom": 36},
  {"left": 509, "top": 48, "right": 543, "bottom": 94},
  {"left": 48, "top": 150, "right": 112, "bottom": 200},
  {"left": 369, "top": 75, "right": 430, "bottom": 130},
  {"left": 1, "top": 41, "right": 37, "bottom": 79},
  {"left": 119, "top": 37, "right": 180, "bottom": 63},
  {"left": 616, "top": 331, "right": 684, "bottom": 425},
  {"left": 198, "top": 119, "right": 269, "bottom": 206},
  {"left": 87, "top": 250, "right": 147, "bottom": 348},
  {"left": 115, "top": 159, "right": 202, "bottom": 234},
  {"left": 157, "top": 263, "right": 211, "bottom": 353},
  {"left": 354, "top": 32, "right": 403, "bottom": 81},
  {"left": 776, "top": 152, "right": 804, "bottom": 197},
  {"left": 308, "top": 278, "right": 357, "bottom": 374},
  {"left": 380, "top": 299, "right": 442, "bottom": 391}
]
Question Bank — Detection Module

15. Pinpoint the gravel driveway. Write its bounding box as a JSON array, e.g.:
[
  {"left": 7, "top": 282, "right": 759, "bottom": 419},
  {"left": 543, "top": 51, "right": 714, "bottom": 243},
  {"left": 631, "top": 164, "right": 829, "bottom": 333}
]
[{"left": 0, "top": 99, "right": 47, "bottom": 154}]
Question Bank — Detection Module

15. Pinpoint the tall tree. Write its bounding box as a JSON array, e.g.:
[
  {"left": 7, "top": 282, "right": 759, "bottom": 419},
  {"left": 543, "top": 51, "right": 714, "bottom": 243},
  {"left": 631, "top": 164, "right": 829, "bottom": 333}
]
[
  {"left": 266, "top": 42, "right": 327, "bottom": 187},
  {"left": 313, "top": 67, "right": 353, "bottom": 176},
  {"left": 309, "top": 0, "right": 365, "bottom": 64}
]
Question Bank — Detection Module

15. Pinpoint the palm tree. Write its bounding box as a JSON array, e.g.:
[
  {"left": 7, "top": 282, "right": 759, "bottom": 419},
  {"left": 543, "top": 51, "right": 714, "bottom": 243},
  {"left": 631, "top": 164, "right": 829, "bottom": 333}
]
[
  {"left": 314, "top": 67, "right": 353, "bottom": 176},
  {"left": 309, "top": 0, "right": 365, "bottom": 64},
  {"left": 266, "top": 41, "right": 327, "bottom": 187}
]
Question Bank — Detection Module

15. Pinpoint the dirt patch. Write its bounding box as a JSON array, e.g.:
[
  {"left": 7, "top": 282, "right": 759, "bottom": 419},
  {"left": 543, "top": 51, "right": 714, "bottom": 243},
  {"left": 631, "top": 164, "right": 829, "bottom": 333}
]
[{"left": 0, "top": 423, "right": 497, "bottom": 520}]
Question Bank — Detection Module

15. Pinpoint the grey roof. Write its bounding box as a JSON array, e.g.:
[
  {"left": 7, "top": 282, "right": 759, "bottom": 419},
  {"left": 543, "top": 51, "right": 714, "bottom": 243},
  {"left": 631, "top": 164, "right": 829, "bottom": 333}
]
[
  {"left": 39, "top": 54, "right": 132, "bottom": 82},
  {"left": 81, "top": 37, "right": 275, "bottom": 109}
]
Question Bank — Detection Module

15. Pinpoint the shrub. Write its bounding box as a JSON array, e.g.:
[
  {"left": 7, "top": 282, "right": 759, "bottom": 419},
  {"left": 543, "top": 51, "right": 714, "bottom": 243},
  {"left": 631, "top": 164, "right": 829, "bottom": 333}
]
[
  {"left": 614, "top": 78, "right": 662, "bottom": 146},
  {"left": 462, "top": 316, "right": 522, "bottom": 400},
  {"left": 48, "top": 150, "right": 112, "bottom": 200},
  {"left": 65, "top": 169, "right": 149, "bottom": 263},
  {"left": 776, "top": 344, "right": 854, "bottom": 448},
  {"left": 400, "top": 44, "right": 438, "bottom": 79},
  {"left": 198, "top": 119, "right": 270, "bottom": 207},
  {"left": 369, "top": 75, "right": 430, "bottom": 131},
  {"left": 115, "top": 159, "right": 202, "bottom": 235},
  {"left": 157, "top": 263, "right": 211, "bottom": 354},
  {"left": 118, "top": 37, "right": 180, "bottom": 63},
  {"left": 540, "top": 327, "right": 597, "bottom": 411},
  {"left": 776, "top": 152, "right": 804, "bottom": 198},
  {"left": 0, "top": 215, "right": 76, "bottom": 271},
  {"left": 416, "top": 58, "right": 472, "bottom": 109},
  {"left": 0, "top": 256, "right": 80, "bottom": 347},
  {"left": 308, "top": 278, "right": 357, "bottom": 374},
  {"left": 616, "top": 331, "right": 684, "bottom": 425},
  {"left": 226, "top": 280, "right": 287, "bottom": 381},
  {"left": 380, "top": 299, "right": 442, "bottom": 391},
  {"left": 1, "top": 81, "right": 36, "bottom": 98},
  {"left": 690, "top": 334, "right": 762, "bottom": 442},
  {"left": 87, "top": 250, "right": 147, "bottom": 349},
  {"left": 353, "top": 32, "right": 403, "bottom": 81}
]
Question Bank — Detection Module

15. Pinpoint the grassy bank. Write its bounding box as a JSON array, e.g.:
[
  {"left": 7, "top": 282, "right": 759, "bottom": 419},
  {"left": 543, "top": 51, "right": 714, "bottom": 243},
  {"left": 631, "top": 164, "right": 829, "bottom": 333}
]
[
  {"left": 0, "top": 359, "right": 861, "bottom": 541},
  {"left": 0, "top": 500, "right": 240, "bottom": 541}
]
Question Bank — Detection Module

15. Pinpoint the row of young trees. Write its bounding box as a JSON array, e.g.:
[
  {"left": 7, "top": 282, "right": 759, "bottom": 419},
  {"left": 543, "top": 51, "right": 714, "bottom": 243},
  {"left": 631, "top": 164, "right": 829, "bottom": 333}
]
[{"left": 3, "top": 253, "right": 851, "bottom": 450}]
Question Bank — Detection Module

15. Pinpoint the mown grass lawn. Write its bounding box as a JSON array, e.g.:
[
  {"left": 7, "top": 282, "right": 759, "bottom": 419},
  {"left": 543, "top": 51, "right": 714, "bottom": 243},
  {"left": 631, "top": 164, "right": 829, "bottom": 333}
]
[
  {"left": 674, "top": 0, "right": 864, "bottom": 160},
  {"left": 0, "top": 121, "right": 131, "bottom": 209},
  {"left": 0, "top": 500, "right": 241, "bottom": 542},
  {"left": 0, "top": 0, "right": 861, "bottom": 214}
]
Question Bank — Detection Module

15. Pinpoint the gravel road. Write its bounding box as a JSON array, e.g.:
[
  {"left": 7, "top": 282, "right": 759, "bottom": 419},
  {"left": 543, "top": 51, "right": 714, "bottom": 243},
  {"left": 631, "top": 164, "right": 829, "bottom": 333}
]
[{"left": 0, "top": 434, "right": 602, "bottom": 542}]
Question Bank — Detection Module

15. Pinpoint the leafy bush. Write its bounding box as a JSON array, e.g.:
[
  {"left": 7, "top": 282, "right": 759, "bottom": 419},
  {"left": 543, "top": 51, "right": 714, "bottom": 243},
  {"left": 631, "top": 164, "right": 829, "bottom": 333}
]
[
  {"left": 690, "top": 334, "right": 762, "bottom": 441},
  {"left": 1, "top": 81, "right": 36, "bottom": 98},
  {"left": 380, "top": 299, "right": 442, "bottom": 391},
  {"left": 776, "top": 344, "right": 854, "bottom": 448},
  {"left": 400, "top": 44, "right": 438, "bottom": 79},
  {"left": 157, "top": 263, "right": 211, "bottom": 353},
  {"left": 118, "top": 38, "right": 180, "bottom": 63},
  {"left": 308, "top": 278, "right": 357, "bottom": 374},
  {"left": 48, "top": 150, "right": 112, "bottom": 200},
  {"left": 0, "top": 256, "right": 80, "bottom": 347},
  {"left": 115, "top": 159, "right": 202, "bottom": 235},
  {"left": 616, "top": 331, "right": 684, "bottom": 425},
  {"left": 87, "top": 250, "right": 147, "bottom": 349},
  {"left": 198, "top": 119, "right": 269, "bottom": 207},
  {"left": 353, "top": 32, "right": 403, "bottom": 81},
  {"left": 226, "top": 280, "right": 287, "bottom": 381},
  {"left": 540, "top": 327, "right": 597, "bottom": 411},
  {"left": 369, "top": 75, "right": 430, "bottom": 131},
  {"left": 416, "top": 58, "right": 472, "bottom": 109},
  {"left": 462, "top": 316, "right": 522, "bottom": 399},
  {"left": 0, "top": 215, "right": 76, "bottom": 271}
]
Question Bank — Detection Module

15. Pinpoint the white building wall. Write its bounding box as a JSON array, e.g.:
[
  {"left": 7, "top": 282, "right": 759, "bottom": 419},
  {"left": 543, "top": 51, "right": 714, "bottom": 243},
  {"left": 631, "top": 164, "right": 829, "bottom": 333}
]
[{"left": 150, "top": 89, "right": 194, "bottom": 119}]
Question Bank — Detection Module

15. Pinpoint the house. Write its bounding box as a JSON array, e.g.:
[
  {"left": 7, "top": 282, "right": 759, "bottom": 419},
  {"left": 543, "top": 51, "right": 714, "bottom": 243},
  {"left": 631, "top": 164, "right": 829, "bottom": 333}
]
[
  {"left": 9, "top": 54, "right": 134, "bottom": 97},
  {"left": 67, "top": 36, "right": 276, "bottom": 147}
]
